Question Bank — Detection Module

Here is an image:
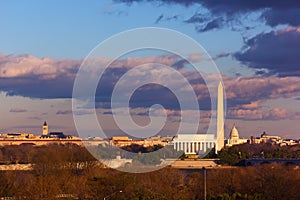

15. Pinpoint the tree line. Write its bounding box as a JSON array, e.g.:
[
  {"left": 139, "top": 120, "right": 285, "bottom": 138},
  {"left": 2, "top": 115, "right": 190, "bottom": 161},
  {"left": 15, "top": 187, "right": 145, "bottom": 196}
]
[
  {"left": 0, "top": 144, "right": 299, "bottom": 199},
  {"left": 218, "top": 143, "right": 300, "bottom": 166}
]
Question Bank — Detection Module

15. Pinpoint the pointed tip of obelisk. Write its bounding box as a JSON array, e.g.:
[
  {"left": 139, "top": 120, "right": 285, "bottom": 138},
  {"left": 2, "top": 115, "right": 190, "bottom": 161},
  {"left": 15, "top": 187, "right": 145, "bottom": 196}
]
[
  {"left": 218, "top": 81, "right": 222, "bottom": 87},
  {"left": 218, "top": 81, "right": 223, "bottom": 90}
]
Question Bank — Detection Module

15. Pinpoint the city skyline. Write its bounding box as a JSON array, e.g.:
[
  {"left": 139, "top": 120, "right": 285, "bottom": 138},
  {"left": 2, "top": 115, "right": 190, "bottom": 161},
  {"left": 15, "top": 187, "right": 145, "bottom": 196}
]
[{"left": 1, "top": 1, "right": 300, "bottom": 138}]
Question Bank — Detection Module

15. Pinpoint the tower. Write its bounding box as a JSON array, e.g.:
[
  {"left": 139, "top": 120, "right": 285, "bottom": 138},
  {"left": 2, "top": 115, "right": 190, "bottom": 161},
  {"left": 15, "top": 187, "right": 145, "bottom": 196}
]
[
  {"left": 42, "top": 121, "right": 48, "bottom": 135},
  {"left": 216, "top": 81, "right": 224, "bottom": 152}
]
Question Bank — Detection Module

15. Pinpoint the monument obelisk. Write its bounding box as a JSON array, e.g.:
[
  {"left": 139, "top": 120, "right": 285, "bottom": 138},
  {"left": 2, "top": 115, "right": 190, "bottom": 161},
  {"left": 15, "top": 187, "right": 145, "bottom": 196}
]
[{"left": 216, "top": 81, "right": 224, "bottom": 153}]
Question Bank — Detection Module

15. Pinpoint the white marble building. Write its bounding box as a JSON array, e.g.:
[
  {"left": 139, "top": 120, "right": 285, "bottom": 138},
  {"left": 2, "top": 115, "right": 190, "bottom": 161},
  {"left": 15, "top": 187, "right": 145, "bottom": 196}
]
[
  {"left": 173, "top": 134, "right": 216, "bottom": 154},
  {"left": 226, "top": 125, "right": 248, "bottom": 147}
]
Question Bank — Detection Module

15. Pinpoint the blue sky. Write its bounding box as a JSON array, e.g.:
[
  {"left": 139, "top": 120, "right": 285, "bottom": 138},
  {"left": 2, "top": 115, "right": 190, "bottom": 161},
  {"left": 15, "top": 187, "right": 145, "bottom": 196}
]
[
  {"left": 0, "top": 1, "right": 243, "bottom": 59},
  {"left": 1, "top": 0, "right": 300, "bottom": 139}
]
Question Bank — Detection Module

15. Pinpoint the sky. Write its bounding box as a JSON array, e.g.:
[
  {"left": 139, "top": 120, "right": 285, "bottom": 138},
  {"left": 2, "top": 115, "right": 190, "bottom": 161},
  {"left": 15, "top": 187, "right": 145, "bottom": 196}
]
[{"left": 1, "top": 0, "right": 300, "bottom": 139}]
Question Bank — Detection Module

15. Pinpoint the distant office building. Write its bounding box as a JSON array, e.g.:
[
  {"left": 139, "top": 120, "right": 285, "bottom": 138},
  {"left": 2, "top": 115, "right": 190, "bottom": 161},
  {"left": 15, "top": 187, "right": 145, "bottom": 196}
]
[{"left": 251, "top": 132, "right": 282, "bottom": 145}]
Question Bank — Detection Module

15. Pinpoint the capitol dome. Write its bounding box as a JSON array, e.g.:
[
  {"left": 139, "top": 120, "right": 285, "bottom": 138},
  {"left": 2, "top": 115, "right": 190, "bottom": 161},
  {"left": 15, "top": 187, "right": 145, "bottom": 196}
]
[{"left": 230, "top": 125, "right": 239, "bottom": 139}]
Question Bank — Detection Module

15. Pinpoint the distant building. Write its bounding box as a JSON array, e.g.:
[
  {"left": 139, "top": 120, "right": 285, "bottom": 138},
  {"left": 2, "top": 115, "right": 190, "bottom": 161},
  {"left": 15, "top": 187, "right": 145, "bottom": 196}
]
[
  {"left": 0, "top": 133, "right": 36, "bottom": 139},
  {"left": 40, "top": 131, "right": 74, "bottom": 139},
  {"left": 109, "top": 136, "right": 168, "bottom": 147},
  {"left": 101, "top": 155, "right": 132, "bottom": 168},
  {"left": 244, "top": 131, "right": 300, "bottom": 146},
  {"left": 145, "top": 135, "right": 173, "bottom": 143},
  {"left": 40, "top": 122, "right": 73, "bottom": 139},
  {"left": 261, "top": 132, "right": 281, "bottom": 144},
  {"left": 172, "top": 134, "right": 216, "bottom": 154},
  {"left": 110, "top": 136, "right": 132, "bottom": 147},
  {"left": 250, "top": 131, "right": 282, "bottom": 145},
  {"left": 84, "top": 136, "right": 108, "bottom": 146},
  {"left": 42, "top": 121, "right": 48, "bottom": 135},
  {"left": 226, "top": 125, "right": 248, "bottom": 147},
  {"left": 0, "top": 122, "right": 83, "bottom": 146},
  {"left": 280, "top": 139, "right": 298, "bottom": 146}
]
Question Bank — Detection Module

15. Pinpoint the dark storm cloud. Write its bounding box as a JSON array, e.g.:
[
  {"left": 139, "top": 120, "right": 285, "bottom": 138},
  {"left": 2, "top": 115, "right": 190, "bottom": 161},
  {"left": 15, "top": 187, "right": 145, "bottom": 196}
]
[
  {"left": 117, "top": 0, "right": 300, "bottom": 15},
  {"left": 235, "top": 27, "right": 300, "bottom": 77},
  {"left": 262, "top": 8, "right": 300, "bottom": 27},
  {"left": 184, "top": 12, "right": 207, "bottom": 24},
  {"left": 195, "top": 17, "right": 223, "bottom": 32},
  {"left": 116, "top": 0, "right": 300, "bottom": 30},
  {"left": 1, "top": 76, "right": 75, "bottom": 99}
]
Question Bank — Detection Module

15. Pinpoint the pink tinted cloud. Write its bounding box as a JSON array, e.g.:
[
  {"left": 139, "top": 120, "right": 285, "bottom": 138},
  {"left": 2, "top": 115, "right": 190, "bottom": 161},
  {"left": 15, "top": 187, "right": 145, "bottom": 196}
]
[
  {"left": 0, "top": 54, "right": 80, "bottom": 80},
  {"left": 2, "top": 52, "right": 300, "bottom": 122},
  {"left": 224, "top": 76, "right": 300, "bottom": 100},
  {"left": 227, "top": 107, "right": 300, "bottom": 121}
]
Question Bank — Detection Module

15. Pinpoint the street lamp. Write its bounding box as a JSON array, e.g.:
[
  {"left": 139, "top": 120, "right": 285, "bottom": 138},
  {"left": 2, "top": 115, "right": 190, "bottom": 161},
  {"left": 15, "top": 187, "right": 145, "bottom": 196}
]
[
  {"left": 103, "top": 190, "right": 122, "bottom": 200},
  {"left": 202, "top": 167, "right": 207, "bottom": 200}
]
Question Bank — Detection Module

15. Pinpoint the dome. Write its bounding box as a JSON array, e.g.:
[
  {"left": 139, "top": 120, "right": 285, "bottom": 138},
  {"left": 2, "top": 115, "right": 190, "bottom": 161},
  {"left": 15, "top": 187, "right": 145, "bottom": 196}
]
[{"left": 230, "top": 125, "right": 239, "bottom": 139}]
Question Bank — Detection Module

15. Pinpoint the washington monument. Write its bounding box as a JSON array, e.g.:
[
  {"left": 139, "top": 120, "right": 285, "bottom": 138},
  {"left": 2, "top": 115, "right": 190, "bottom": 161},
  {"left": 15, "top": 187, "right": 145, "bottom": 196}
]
[{"left": 216, "top": 81, "right": 224, "bottom": 152}]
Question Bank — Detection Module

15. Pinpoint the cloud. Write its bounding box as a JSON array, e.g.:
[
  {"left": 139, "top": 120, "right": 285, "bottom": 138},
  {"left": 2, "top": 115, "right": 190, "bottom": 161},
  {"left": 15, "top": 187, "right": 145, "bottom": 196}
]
[
  {"left": 184, "top": 12, "right": 208, "bottom": 24},
  {"left": 0, "top": 53, "right": 79, "bottom": 79},
  {"left": 228, "top": 107, "right": 300, "bottom": 121},
  {"left": 224, "top": 76, "right": 300, "bottom": 105},
  {"left": 154, "top": 14, "right": 180, "bottom": 24},
  {"left": 0, "top": 53, "right": 183, "bottom": 100},
  {"left": 2, "top": 52, "right": 300, "bottom": 121},
  {"left": 262, "top": 8, "right": 300, "bottom": 27},
  {"left": 195, "top": 17, "right": 224, "bottom": 32},
  {"left": 56, "top": 110, "right": 72, "bottom": 115},
  {"left": 102, "top": 111, "right": 113, "bottom": 115},
  {"left": 101, "top": 71, "right": 300, "bottom": 122},
  {"left": 0, "top": 53, "right": 80, "bottom": 98},
  {"left": 155, "top": 14, "right": 164, "bottom": 24},
  {"left": 116, "top": 0, "right": 300, "bottom": 31},
  {"left": 27, "top": 116, "right": 42, "bottom": 120},
  {"left": 56, "top": 109, "right": 95, "bottom": 116},
  {"left": 212, "top": 52, "right": 231, "bottom": 60},
  {"left": 10, "top": 108, "right": 27, "bottom": 113},
  {"left": 100, "top": 2, "right": 128, "bottom": 16},
  {"left": 223, "top": 76, "right": 300, "bottom": 121},
  {"left": 235, "top": 27, "right": 300, "bottom": 77},
  {"left": 74, "top": 110, "right": 94, "bottom": 116}
]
